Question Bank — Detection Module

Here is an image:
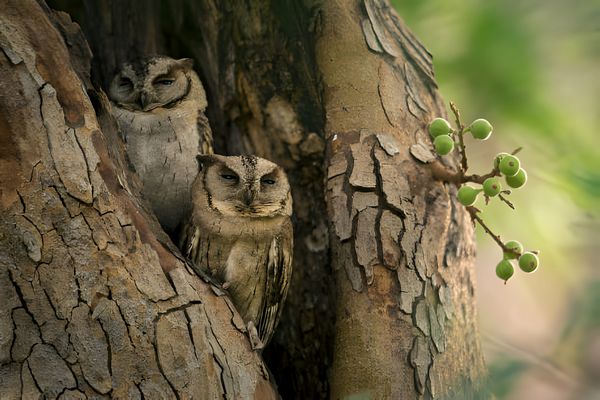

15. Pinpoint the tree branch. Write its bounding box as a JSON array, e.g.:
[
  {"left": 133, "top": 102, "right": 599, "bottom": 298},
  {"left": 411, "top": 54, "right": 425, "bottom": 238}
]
[{"left": 466, "top": 206, "right": 521, "bottom": 257}]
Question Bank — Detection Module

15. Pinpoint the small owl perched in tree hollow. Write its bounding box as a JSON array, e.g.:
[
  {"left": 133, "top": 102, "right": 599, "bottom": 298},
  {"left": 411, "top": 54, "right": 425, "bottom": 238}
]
[
  {"left": 108, "top": 55, "right": 213, "bottom": 234},
  {"left": 180, "top": 155, "right": 293, "bottom": 348}
]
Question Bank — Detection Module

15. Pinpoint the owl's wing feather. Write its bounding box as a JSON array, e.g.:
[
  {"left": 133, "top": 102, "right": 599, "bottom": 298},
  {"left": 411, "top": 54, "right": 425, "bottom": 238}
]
[
  {"left": 196, "top": 113, "right": 214, "bottom": 155},
  {"left": 179, "top": 221, "right": 204, "bottom": 270},
  {"left": 256, "top": 219, "right": 293, "bottom": 344}
]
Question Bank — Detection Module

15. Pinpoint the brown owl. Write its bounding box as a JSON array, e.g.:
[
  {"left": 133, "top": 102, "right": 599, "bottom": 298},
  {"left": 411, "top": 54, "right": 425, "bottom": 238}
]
[
  {"left": 108, "top": 55, "right": 213, "bottom": 234},
  {"left": 180, "top": 155, "right": 293, "bottom": 348}
]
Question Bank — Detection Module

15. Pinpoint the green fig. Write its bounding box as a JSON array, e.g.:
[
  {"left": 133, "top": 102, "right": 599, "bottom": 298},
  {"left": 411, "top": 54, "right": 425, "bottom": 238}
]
[
  {"left": 503, "top": 240, "right": 523, "bottom": 260},
  {"left": 496, "top": 260, "right": 514, "bottom": 283},
  {"left": 505, "top": 168, "right": 527, "bottom": 189},
  {"left": 499, "top": 155, "right": 520, "bottom": 177},
  {"left": 518, "top": 252, "right": 539, "bottom": 273},
  {"left": 428, "top": 118, "right": 453, "bottom": 137},
  {"left": 494, "top": 152, "right": 511, "bottom": 169},
  {"left": 469, "top": 118, "right": 493, "bottom": 140},
  {"left": 434, "top": 135, "right": 454, "bottom": 155},
  {"left": 483, "top": 177, "right": 502, "bottom": 197},
  {"left": 457, "top": 186, "right": 481, "bottom": 206}
]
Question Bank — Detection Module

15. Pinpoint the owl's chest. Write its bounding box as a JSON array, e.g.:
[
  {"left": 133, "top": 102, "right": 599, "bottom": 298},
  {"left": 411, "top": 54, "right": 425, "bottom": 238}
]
[
  {"left": 117, "top": 109, "right": 200, "bottom": 169},
  {"left": 200, "top": 219, "right": 275, "bottom": 277}
]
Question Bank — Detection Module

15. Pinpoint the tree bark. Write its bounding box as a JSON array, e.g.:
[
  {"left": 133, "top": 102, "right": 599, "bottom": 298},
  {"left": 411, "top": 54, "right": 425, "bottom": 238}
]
[
  {"left": 317, "top": 1, "right": 486, "bottom": 398},
  {"left": 1, "top": 0, "right": 487, "bottom": 399},
  {"left": 0, "top": 1, "right": 276, "bottom": 398}
]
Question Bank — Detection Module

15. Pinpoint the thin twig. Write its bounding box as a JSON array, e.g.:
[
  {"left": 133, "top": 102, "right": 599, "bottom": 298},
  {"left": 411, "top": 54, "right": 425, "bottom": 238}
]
[
  {"left": 498, "top": 193, "right": 515, "bottom": 210},
  {"left": 430, "top": 164, "right": 501, "bottom": 185},
  {"left": 462, "top": 168, "right": 501, "bottom": 184},
  {"left": 450, "top": 102, "right": 468, "bottom": 173},
  {"left": 511, "top": 147, "right": 523, "bottom": 155},
  {"left": 466, "top": 206, "right": 521, "bottom": 257}
]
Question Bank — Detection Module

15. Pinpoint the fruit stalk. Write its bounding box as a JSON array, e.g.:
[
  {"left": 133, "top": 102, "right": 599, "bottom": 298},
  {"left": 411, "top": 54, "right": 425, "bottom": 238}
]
[
  {"left": 466, "top": 206, "right": 522, "bottom": 258},
  {"left": 498, "top": 193, "right": 515, "bottom": 210},
  {"left": 450, "top": 101, "right": 468, "bottom": 173}
]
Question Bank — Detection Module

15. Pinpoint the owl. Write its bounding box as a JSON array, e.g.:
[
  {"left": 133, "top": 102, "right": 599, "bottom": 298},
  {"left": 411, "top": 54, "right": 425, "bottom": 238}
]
[
  {"left": 108, "top": 55, "right": 213, "bottom": 234},
  {"left": 180, "top": 155, "right": 293, "bottom": 348}
]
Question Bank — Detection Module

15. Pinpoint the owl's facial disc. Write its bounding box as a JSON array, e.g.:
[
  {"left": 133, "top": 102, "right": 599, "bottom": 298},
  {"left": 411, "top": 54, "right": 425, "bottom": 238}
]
[
  {"left": 210, "top": 169, "right": 281, "bottom": 217},
  {"left": 200, "top": 155, "right": 291, "bottom": 218},
  {"left": 109, "top": 70, "right": 141, "bottom": 110},
  {"left": 238, "top": 169, "right": 286, "bottom": 217},
  {"left": 141, "top": 68, "right": 191, "bottom": 111}
]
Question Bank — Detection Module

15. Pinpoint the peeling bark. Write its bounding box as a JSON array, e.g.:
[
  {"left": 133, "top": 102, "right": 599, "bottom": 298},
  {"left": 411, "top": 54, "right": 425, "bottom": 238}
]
[{"left": 317, "top": 1, "right": 486, "bottom": 398}]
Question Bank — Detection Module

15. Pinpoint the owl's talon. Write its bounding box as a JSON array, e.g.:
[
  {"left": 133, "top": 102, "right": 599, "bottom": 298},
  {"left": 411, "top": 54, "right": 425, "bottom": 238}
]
[
  {"left": 222, "top": 281, "right": 231, "bottom": 289},
  {"left": 247, "top": 321, "right": 264, "bottom": 351}
]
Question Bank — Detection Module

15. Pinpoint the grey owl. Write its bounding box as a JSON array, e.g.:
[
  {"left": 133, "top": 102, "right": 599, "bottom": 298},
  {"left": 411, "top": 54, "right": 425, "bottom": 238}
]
[
  {"left": 108, "top": 55, "right": 213, "bottom": 234},
  {"left": 180, "top": 155, "right": 293, "bottom": 348}
]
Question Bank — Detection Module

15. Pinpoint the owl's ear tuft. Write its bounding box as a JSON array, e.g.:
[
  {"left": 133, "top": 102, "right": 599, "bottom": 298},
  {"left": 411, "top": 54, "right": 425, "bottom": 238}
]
[
  {"left": 177, "top": 58, "right": 194, "bottom": 71},
  {"left": 196, "top": 154, "right": 216, "bottom": 171}
]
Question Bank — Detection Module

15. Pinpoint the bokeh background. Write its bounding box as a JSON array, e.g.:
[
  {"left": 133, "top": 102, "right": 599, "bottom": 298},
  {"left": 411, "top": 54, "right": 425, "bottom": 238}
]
[{"left": 392, "top": 0, "right": 600, "bottom": 398}]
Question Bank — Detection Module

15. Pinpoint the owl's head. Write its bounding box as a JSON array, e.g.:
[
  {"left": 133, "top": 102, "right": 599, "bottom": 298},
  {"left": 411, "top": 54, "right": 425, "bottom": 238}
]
[
  {"left": 108, "top": 56, "right": 194, "bottom": 112},
  {"left": 196, "top": 155, "right": 292, "bottom": 218}
]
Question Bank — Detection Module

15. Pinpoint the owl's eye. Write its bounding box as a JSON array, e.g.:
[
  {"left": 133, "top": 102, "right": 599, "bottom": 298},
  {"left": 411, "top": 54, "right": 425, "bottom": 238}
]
[
  {"left": 154, "top": 78, "right": 175, "bottom": 86},
  {"left": 221, "top": 174, "right": 238, "bottom": 181},
  {"left": 261, "top": 178, "right": 276, "bottom": 185},
  {"left": 118, "top": 78, "right": 133, "bottom": 88}
]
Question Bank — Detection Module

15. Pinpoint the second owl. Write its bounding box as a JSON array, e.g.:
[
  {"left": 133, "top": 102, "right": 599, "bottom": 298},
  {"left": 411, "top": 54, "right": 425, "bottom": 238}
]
[
  {"left": 180, "top": 155, "right": 293, "bottom": 348},
  {"left": 109, "top": 55, "right": 213, "bottom": 234}
]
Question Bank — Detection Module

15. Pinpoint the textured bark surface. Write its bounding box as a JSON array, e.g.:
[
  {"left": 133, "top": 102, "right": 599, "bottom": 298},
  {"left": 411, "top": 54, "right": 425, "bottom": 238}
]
[
  {"left": 3, "top": 0, "right": 488, "bottom": 398},
  {"left": 0, "top": 1, "right": 276, "bottom": 398},
  {"left": 317, "top": 1, "right": 486, "bottom": 398},
  {"left": 53, "top": 1, "right": 332, "bottom": 397}
]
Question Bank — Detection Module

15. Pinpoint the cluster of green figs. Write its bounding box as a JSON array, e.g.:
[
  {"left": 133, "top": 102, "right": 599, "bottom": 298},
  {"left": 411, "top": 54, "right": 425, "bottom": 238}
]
[
  {"left": 458, "top": 151, "right": 527, "bottom": 206},
  {"left": 497, "top": 240, "right": 539, "bottom": 283},
  {"left": 429, "top": 116, "right": 538, "bottom": 283},
  {"left": 429, "top": 117, "right": 528, "bottom": 205}
]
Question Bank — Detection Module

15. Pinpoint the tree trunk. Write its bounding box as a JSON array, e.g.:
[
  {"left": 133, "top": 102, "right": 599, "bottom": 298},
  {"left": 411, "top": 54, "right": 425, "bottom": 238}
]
[
  {"left": 317, "top": 1, "right": 486, "bottom": 398},
  {"left": 1, "top": 0, "right": 487, "bottom": 399},
  {"left": 0, "top": 1, "right": 276, "bottom": 398}
]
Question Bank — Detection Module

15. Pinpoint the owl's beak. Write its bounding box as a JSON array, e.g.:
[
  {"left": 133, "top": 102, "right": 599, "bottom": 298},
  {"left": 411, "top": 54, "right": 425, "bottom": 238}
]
[
  {"left": 139, "top": 92, "right": 150, "bottom": 110},
  {"left": 243, "top": 188, "right": 257, "bottom": 206}
]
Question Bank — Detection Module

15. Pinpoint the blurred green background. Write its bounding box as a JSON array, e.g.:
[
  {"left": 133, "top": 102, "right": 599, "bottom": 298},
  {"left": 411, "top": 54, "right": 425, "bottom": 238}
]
[{"left": 392, "top": 0, "right": 599, "bottom": 398}]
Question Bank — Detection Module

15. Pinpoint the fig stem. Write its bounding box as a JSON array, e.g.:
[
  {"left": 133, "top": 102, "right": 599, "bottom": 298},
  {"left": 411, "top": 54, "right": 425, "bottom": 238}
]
[
  {"left": 499, "top": 193, "right": 515, "bottom": 210},
  {"left": 466, "top": 206, "right": 522, "bottom": 258},
  {"left": 450, "top": 101, "right": 468, "bottom": 173}
]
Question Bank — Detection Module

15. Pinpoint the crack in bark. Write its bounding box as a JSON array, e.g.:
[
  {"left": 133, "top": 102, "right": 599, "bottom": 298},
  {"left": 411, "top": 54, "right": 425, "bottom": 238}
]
[
  {"left": 152, "top": 301, "right": 203, "bottom": 325},
  {"left": 7, "top": 309, "right": 17, "bottom": 364},
  {"left": 79, "top": 213, "right": 101, "bottom": 250},
  {"left": 72, "top": 128, "right": 95, "bottom": 199},
  {"left": 349, "top": 205, "right": 368, "bottom": 291},
  {"left": 183, "top": 309, "right": 202, "bottom": 371},
  {"left": 371, "top": 140, "right": 389, "bottom": 269},
  {"left": 7, "top": 268, "right": 42, "bottom": 327},
  {"left": 99, "top": 319, "right": 113, "bottom": 393},
  {"left": 16, "top": 362, "right": 25, "bottom": 399},
  {"left": 342, "top": 147, "right": 355, "bottom": 222},
  {"left": 371, "top": 159, "right": 408, "bottom": 219},
  {"left": 24, "top": 359, "right": 44, "bottom": 396},
  {"left": 16, "top": 190, "right": 27, "bottom": 214},
  {"left": 28, "top": 161, "right": 43, "bottom": 183}
]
